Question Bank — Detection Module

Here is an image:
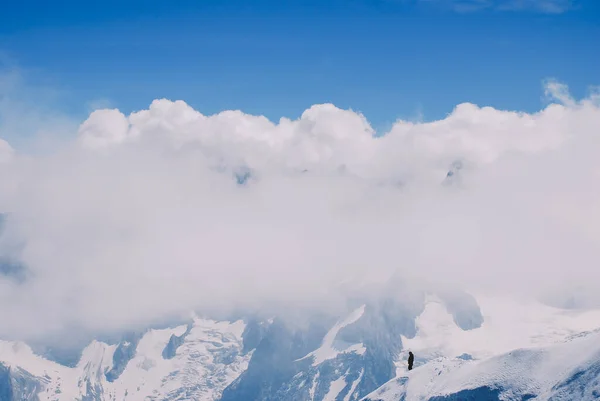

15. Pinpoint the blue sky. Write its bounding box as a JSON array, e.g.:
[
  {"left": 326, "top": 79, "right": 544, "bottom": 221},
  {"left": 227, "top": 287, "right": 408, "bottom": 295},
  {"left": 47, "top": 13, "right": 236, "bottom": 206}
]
[{"left": 1, "top": 0, "right": 599, "bottom": 132}]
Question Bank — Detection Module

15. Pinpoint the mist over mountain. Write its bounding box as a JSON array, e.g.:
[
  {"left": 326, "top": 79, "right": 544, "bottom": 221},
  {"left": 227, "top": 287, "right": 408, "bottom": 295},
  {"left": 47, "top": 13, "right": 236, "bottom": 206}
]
[{"left": 1, "top": 77, "right": 600, "bottom": 400}]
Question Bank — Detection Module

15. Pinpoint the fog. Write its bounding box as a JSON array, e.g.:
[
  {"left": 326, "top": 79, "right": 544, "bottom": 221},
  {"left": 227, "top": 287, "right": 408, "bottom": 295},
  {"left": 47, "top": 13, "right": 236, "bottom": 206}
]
[{"left": 1, "top": 76, "right": 599, "bottom": 342}]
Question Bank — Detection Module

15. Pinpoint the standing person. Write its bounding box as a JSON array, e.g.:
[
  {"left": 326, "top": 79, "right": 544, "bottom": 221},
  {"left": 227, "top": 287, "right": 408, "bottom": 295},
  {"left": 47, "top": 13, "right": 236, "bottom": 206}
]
[{"left": 408, "top": 351, "right": 414, "bottom": 371}]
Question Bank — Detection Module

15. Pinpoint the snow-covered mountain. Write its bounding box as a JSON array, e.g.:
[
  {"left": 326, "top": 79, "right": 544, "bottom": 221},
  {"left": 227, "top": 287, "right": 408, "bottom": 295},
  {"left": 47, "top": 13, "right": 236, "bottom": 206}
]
[
  {"left": 1, "top": 293, "right": 599, "bottom": 401},
  {"left": 0, "top": 319, "right": 250, "bottom": 401},
  {"left": 362, "top": 328, "right": 600, "bottom": 401}
]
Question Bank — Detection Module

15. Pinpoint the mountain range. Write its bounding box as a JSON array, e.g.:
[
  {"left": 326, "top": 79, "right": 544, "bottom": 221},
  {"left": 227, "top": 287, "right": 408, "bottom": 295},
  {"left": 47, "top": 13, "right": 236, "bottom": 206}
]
[{"left": 1, "top": 287, "right": 599, "bottom": 401}]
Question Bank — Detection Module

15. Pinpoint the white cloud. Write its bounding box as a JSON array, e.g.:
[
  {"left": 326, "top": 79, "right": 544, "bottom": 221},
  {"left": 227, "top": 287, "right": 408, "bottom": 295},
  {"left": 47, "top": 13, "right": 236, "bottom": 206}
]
[
  {"left": 77, "top": 109, "right": 130, "bottom": 149},
  {"left": 419, "top": 0, "right": 575, "bottom": 13},
  {"left": 0, "top": 139, "right": 13, "bottom": 163},
  {"left": 0, "top": 80, "right": 599, "bottom": 342},
  {"left": 500, "top": 0, "right": 574, "bottom": 13}
]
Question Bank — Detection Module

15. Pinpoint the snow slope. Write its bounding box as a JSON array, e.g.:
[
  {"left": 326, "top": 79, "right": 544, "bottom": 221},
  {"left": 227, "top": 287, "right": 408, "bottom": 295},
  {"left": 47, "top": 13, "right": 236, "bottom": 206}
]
[
  {"left": 395, "top": 294, "right": 600, "bottom": 374},
  {"left": 365, "top": 295, "right": 600, "bottom": 401},
  {"left": 298, "top": 305, "right": 367, "bottom": 366},
  {"left": 363, "top": 329, "right": 600, "bottom": 400}
]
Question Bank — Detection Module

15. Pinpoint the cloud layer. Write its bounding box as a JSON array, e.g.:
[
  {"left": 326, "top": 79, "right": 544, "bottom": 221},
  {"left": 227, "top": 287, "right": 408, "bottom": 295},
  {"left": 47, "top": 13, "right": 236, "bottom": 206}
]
[{"left": 0, "top": 80, "right": 599, "bottom": 342}]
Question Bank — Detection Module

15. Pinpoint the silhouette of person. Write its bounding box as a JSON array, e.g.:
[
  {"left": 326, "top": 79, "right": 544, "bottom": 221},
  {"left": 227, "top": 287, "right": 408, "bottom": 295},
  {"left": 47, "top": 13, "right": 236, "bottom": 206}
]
[{"left": 408, "top": 351, "right": 414, "bottom": 371}]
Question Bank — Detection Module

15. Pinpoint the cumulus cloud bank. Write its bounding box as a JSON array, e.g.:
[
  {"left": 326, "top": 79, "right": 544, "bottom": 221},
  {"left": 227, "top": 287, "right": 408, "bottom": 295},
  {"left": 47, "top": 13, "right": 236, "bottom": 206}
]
[{"left": 0, "top": 80, "right": 599, "bottom": 342}]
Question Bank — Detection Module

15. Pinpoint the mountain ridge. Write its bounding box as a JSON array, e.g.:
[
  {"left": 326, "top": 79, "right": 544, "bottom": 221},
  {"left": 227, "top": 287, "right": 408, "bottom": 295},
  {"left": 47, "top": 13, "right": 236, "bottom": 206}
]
[{"left": 1, "top": 293, "right": 599, "bottom": 401}]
